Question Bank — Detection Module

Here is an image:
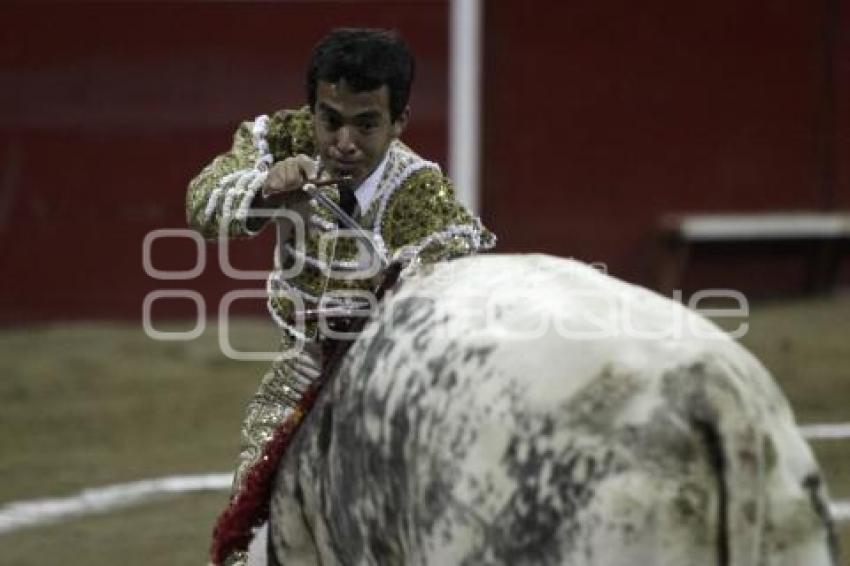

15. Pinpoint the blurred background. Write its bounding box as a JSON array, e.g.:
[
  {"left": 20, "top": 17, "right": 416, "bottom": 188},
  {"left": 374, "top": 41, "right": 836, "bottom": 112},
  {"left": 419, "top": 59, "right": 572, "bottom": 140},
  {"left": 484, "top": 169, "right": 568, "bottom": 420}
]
[{"left": 1, "top": 1, "right": 848, "bottom": 563}]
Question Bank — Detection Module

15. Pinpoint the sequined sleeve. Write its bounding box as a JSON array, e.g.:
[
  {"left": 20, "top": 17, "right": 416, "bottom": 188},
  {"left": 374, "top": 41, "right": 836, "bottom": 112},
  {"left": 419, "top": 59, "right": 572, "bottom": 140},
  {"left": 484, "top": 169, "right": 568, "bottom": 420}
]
[
  {"left": 380, "top": 168, "right": 496, "bottom": 264},
  {"left": 186, "top": 107, "right": 316, "bottom": 240}
]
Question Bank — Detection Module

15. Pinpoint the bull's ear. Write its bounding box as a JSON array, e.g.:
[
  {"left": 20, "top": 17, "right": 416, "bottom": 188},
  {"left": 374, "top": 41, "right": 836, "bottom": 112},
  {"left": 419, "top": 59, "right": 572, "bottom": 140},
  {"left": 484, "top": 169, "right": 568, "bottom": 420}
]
[{"left": 393, "top": 106, "right": 410, "bottom": 138}]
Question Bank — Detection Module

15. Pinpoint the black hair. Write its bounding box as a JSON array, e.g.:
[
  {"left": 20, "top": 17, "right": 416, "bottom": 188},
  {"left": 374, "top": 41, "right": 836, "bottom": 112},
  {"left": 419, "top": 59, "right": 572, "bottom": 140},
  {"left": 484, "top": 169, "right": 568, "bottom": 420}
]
[{"left": 307, "top": 28, "right": 415, "bottom": 122}]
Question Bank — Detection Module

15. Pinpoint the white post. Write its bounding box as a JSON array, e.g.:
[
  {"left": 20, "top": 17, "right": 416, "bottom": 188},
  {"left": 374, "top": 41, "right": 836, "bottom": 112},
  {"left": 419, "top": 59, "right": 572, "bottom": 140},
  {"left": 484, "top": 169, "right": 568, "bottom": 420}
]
[{"left": 449, "top": 0, "right": 482, "bottom": 214}]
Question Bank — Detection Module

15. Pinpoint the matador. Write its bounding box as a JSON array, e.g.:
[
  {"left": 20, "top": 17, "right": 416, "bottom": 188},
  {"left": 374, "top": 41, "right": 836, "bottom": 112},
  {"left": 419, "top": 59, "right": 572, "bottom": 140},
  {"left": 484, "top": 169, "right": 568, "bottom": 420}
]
[{"left": 186, "top": 28, "right": 495, "bottom": 565}]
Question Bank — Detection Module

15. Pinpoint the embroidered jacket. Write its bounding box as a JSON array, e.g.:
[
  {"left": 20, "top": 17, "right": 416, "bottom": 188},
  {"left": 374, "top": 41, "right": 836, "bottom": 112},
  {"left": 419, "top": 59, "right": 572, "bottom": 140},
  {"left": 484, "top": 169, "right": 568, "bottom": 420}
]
[
  {"left": 187, "top": 107, "right": 495, "bottom": 342},
  {"left": 188, "top": 107, "right": 495, "bottom": 565}
]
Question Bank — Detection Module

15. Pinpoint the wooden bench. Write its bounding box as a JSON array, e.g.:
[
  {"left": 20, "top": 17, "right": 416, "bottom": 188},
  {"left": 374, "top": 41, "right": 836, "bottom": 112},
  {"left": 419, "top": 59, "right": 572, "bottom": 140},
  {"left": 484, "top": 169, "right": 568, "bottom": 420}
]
[{"left": 656, "top": 212, "right": 850, "bottom": 295}]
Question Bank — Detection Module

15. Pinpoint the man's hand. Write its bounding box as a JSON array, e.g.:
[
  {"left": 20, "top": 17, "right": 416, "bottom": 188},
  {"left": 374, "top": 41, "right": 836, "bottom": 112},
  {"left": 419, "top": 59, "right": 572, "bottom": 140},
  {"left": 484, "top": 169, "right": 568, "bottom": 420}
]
[
  {"left": 244, "top": 154, "right": 317, "bottom": 231},
  {"left": 260, "top": 154, "right": 319, "bottom": 207}
]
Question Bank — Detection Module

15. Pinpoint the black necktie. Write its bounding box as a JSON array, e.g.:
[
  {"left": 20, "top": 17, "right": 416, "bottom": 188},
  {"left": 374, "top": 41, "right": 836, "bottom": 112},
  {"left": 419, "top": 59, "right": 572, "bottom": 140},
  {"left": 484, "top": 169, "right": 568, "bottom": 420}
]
[{"left": 338, "top": 187, "right": 358, "bottom": 225}]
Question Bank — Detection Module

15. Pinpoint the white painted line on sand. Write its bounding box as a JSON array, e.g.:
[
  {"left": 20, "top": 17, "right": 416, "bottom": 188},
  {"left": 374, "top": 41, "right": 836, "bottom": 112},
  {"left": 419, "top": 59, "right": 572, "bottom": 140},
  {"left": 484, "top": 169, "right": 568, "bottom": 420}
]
[
  {"left": 1, "top": 471, "right": 849, "bottom": 536},
  {"left": 0, "top": 473, "right": 232, "bottom": 535},
  {"left": 801, "top": 423, "right": 850, "bottom": 440}
]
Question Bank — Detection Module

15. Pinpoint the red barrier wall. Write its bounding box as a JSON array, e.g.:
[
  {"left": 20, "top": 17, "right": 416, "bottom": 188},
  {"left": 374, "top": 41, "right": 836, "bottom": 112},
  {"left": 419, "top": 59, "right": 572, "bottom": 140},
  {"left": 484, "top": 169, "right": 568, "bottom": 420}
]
[
  {"left": 482, "top": 0, "right": 849, "bottom": 296},
  {"left": 2, "top": 0, "right": 848, "bottom": 322},
  {"left": 0, "top": 1, "right": 449, "bottom": 323}
]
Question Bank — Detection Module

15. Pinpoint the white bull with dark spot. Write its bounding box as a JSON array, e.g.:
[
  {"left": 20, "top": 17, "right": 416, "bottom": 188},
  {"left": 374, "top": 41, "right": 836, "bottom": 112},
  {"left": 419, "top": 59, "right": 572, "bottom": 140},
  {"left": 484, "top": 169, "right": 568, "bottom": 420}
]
[{"left": 266, "top": 254, "right": 839, "bottom": 565}]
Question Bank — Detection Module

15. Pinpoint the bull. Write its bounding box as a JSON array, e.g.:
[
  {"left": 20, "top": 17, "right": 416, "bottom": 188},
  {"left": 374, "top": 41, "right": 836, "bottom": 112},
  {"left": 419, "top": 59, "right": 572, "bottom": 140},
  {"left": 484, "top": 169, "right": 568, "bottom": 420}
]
[{"left": 262, "top": 254, "right": 838, "bottom": 566}]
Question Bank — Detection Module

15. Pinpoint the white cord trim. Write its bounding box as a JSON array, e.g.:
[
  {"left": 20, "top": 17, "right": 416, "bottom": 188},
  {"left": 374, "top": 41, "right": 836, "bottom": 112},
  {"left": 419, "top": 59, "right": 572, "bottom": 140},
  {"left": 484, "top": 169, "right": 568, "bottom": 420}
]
[
  {"left": 201, "top": 114, "right": 272, "bottom": 230},
  {"left": 237, "top": 168, "right": 258, "bottom": 192},
  {"left": 235, "top": 170, "right": 269, "bottom": 231},
  {"left": 210, "top": 113, "right": 274, "bottom": 233},
  {"left": 203, "top": 169, "right": 255, "bottom": 225},
  {"left": 203, "top": 188, "right": 224, "bottom": 223},
  {"left": 265, "top": 273, "right": 367, "bottom": 340},
  {"left": 267, "top": 270, "right": 322, "bottom": 304},
  {"left": 268, "top": 267, "right": 369, "bottom": 309},
  {"left": 389, "top": 222, "right": 490, "bottom": 264},
  {"left": 474, "top": 216, "right": 497, "bottom": 248},
  {"left": 265, "top": 272, "right": 310, "bottom": 341},
  {"left": 283, "top": 242, "right": 373, "bottom": 272},
  {"left": 265, "top": 299, "right": 310, "bottom": 342},
  {"left": 306, "top": 211, "right": 387, "bottom": 270},
  {"left": 251, "top": 114, "right": 273, "bottom": 171},
  {"left": 202, "top": 170, "right": 243, "bottom": 222},
  {"left": 310, "top": 214, "right": 337, "bottom": 232},
  {"left": 221, "top": 169, "right": 247, "bottom": 185},
  {"left": 221, "top": 187, "right": 240, "bottom": 225}
]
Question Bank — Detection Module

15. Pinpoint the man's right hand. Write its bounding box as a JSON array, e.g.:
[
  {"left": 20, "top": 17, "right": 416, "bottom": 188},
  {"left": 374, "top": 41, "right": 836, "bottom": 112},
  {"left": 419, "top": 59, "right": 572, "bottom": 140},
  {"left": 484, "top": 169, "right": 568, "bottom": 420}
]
[{"left": 260, "top": 154, "right": 319, "bottom": 207}]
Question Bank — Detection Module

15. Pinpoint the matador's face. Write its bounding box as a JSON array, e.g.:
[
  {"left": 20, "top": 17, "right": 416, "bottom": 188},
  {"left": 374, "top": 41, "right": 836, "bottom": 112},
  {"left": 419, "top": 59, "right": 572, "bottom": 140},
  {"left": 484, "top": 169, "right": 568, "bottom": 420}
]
[{"left": 313, "top": 80, "right": 408, "bottom": 190}]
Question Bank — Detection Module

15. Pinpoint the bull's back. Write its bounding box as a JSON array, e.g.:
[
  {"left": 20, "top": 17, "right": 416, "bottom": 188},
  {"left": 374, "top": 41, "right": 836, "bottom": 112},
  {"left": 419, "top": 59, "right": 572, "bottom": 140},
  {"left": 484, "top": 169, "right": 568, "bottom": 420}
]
[{"left": 271, "top": 254, "right": 838, "bottom": 565}]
